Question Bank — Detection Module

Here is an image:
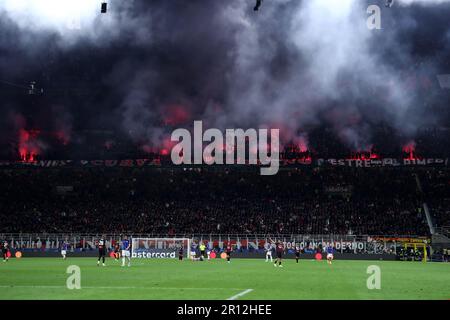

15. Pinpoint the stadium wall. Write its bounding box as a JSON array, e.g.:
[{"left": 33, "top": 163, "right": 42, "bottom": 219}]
[{"left": 16, "top": 251, "right": 397, "bottom": 261}]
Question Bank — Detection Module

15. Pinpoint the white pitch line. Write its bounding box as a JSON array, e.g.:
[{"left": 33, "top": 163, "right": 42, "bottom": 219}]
[
  {"left": 226, "top": 289, "right": 253, "bottom": 300},
  {"left": 0, "top": 285, "right": 246, "bottom": 291}
]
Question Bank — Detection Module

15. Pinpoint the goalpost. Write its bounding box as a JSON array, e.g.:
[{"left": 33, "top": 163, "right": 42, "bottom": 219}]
[
  {"left": 131, "top": 237, "right": 191, "bottom": 259},
  {"left": 402, "top": 242, "right": 428, "bottom": 263}
]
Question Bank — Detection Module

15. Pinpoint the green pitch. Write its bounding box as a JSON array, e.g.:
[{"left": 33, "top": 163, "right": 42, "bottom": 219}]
[{"left": 0, "top": 258, "right": 449, "bottom": 300}]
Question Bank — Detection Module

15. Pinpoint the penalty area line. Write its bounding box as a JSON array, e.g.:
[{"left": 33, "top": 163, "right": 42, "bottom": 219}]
[{"left": 226, "top": 289, "right": 253, "bottom": 300}]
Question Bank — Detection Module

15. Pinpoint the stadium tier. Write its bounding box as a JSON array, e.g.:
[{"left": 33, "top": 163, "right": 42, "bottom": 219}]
[{"left": 0, "top": 166, "right": 446, "bottom": 235}]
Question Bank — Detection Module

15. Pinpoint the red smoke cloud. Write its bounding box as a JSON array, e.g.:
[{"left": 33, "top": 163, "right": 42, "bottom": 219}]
[
  {"left": 162, "top": 104, "right": 191, "bottom": 126},
  {"left": 55, "top": 130, "right": 70, "bottom": 145},
  {"left": 142, "top": 136, "right": 176, "bottom": 156},
  {"left": 348, "top": 145, "right": 380, "bottom": 160}
]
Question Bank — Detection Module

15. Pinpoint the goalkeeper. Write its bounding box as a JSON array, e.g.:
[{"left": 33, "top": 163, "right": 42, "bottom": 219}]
[{"left": 199, "top": 242, "right": 206, "bottom": 261}]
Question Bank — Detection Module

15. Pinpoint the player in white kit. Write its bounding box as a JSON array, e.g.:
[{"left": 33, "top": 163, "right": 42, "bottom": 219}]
[{"left": 265, "top": 242, "right": 273, "bottom": 262}]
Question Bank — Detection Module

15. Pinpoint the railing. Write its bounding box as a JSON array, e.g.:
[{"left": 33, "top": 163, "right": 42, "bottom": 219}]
[
  {"left": 0, "top": 233, "right": 429, "bottom": 255},
  {"left": 435, "top": 227, "right": 450, "bottom": 237},
  {"left": 0, "top": 233, "right": 427, "bottom": 241}
]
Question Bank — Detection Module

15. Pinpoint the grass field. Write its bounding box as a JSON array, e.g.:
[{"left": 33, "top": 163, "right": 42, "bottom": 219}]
[{"left": 0, "top": 257, "right": 449, "bottom": 300}]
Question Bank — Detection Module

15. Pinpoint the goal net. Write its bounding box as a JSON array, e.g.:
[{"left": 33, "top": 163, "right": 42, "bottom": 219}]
[
  {"left": 401, "top": 242, "right": 428, "bottom": 263},
  {"left": 131, "top": 238, "right": 191, "bottom": 259}
]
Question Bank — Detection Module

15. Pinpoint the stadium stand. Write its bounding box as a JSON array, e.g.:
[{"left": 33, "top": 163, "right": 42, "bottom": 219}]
[
  {"left": 421, "top": 169, "right": 450, "bottom": 227},
  {"left": 0, "top": 167, "right": 441, "bottom": 236}
]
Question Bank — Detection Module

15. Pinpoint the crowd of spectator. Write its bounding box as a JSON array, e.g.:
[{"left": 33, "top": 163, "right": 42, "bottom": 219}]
[{"left": 0, "top": 166, "right": 442, "bottom": 236}]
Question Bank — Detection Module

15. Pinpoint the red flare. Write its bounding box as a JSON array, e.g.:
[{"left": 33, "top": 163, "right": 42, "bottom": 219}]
[
  {"left": 403, "top": 141, "right": 417, "bottom": 160},
  {"left": 18, "top": 129, "right": 41, "bottom": 162}
]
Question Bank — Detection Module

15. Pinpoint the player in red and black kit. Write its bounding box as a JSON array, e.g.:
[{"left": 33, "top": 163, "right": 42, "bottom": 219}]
[
  {"left": 2, "top": 241, "right": 10, "bottom": 262},
  {"left": 295, "top": 245, "right": 301, "bottom": 263},
  {"left": 113, "top": 242, "right": 120, "bottom": 261},
  {"left": 274, "top": 241, "right": 284, "bottom": 267},
  {"left": 178, "top": 246, "right": 184, "bottom": 261},
  {"left": 97, "top": 237, "right": 106, "bottom": 267},
  {"left": 225, "top": 244, "right": 232, "bottom": 263}
]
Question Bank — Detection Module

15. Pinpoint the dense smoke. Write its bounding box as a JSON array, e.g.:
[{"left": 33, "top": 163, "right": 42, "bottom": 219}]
[{"left": 0, "top": 0, "right": 449, "bottom": 157}]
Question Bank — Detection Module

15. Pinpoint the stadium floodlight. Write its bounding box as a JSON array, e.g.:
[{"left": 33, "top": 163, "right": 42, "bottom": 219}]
[
  {"left": 28, "top": 81, "right": 44, "bottom": 95},
  {"left": 254, "top": 0, "right": 263, "bottom": 11},
  {"left": 101, "top": 1, "right": 107, "bottom": 13},
  {"left": 131, "top": 237, "right": 191, "bottom": 259},
  {"left": 0, "top": 79, "right": 43, "bottom": 95}
]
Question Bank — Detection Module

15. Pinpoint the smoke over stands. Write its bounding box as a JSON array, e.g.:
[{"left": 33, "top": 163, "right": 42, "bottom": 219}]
[{"left": 0, "top": 0, "right": 449, "bottom": 160}]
